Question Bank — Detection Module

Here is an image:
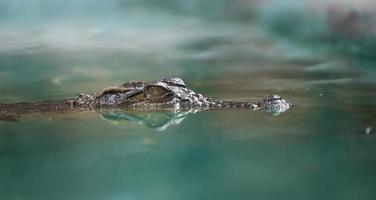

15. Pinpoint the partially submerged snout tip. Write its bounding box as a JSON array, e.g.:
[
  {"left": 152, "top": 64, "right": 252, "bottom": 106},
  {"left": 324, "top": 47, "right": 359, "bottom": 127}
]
[{"left": 262, "top": 94, "right": 293, "bottom": 115}]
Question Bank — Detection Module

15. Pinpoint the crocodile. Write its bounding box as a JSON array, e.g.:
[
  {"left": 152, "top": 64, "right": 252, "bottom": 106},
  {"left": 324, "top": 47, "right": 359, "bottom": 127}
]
[{"left": 0, "top": 77, "right": 292, "bottom": 120}]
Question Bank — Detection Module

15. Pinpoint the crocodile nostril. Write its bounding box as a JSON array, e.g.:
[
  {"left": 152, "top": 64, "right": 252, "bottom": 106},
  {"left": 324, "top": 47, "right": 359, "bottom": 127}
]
[{"left": 264, "top": 94, "right": 282, "bottom": 102}]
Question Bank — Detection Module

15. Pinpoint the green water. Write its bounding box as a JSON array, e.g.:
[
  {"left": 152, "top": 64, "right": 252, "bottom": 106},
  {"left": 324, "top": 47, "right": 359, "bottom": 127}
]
[{"left": 1, "top": 1, "right": 376, "bottom": 200}]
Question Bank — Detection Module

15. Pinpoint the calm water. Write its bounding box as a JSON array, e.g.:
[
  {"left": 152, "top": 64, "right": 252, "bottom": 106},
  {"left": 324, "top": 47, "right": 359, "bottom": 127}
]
[{"left": 1, "top": 2, "right": 376, "bottom": 200}]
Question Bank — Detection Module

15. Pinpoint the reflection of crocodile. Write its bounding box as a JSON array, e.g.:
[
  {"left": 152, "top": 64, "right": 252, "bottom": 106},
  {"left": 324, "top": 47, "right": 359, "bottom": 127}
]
[
  {"left": 0, "top": 77, "right": 291, "bottom": 121},
  {"left": 99, "top": 110, "right": 193, "bottom": 131}
]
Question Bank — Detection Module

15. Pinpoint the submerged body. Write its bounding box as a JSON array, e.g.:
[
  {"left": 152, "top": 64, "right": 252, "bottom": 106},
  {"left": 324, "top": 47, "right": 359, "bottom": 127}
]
[{"left": 0, "top": 77, "right": 291, "bottom": 117}]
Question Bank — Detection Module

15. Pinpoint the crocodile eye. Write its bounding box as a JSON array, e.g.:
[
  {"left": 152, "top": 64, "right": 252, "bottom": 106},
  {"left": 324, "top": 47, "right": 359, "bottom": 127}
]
[
  {"left": 127, "top": 92, "right": 145, "bottom": 102},
  {"left": 147, "top": 86, "right": 168, "bottom": 97}
]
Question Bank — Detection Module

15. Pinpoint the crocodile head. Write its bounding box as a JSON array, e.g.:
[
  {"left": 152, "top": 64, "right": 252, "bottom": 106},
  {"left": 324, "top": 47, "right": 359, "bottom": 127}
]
[
  {"left": 75, "top": 77, "right": 291, "bottom": 114},
  {"left": 93, "top": 77, "right": 208, "bottom": 110}
]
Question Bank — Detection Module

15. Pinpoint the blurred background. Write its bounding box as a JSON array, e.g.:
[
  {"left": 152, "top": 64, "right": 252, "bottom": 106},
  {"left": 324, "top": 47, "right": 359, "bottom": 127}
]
[
  {"left": 0, "top": 0, "right": 375, "bottom": 101},
  {"left": 1, "top": 1, "right": 376, "bottom": 200}
]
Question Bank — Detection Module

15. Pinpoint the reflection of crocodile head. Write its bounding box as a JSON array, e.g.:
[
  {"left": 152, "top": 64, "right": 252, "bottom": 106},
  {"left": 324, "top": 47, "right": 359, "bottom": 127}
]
[
  {"left": 75, "top": 77, "right": 291, "bottom": 114},
  {"left": 99, "top": 109, "right": 193, "bottom": 131}
]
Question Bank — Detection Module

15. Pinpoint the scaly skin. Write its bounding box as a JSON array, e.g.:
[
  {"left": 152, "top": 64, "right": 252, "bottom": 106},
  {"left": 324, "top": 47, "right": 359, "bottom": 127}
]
[{"left": 0, "top": 77, "right": 292, "bottom": 117}]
